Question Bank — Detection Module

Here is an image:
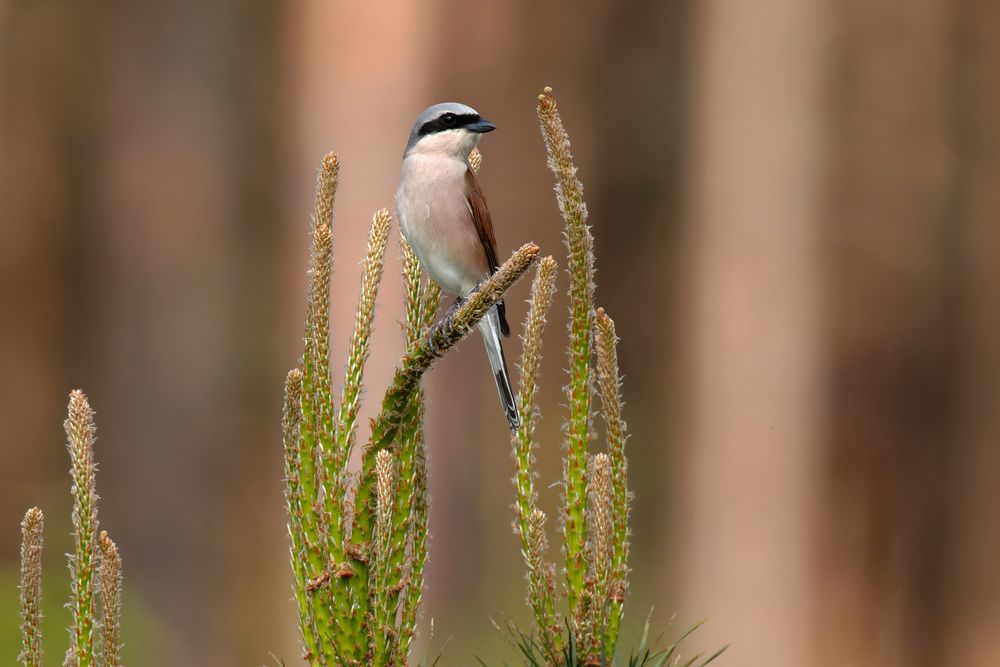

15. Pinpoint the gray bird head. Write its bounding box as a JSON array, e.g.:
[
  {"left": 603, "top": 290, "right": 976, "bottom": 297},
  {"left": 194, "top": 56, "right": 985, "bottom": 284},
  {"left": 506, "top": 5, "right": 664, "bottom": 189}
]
[{"left": 404, "top": 102, "right": 496, "bottom": 158}]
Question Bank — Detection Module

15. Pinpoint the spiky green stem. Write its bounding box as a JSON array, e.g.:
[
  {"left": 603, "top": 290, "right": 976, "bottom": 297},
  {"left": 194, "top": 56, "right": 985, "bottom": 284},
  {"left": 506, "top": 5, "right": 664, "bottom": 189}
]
[
  {"left": 336, "top": 208, "right": 392, "bottom": 493},
  {"left": 594, "top": 308, "right": 630, "bottom": 654},
  {"left": 395, "top": 399, "right": 429, "bottom": 663},
  {"left": 283, "top": 368, "right": 324, "bottom": 663},
  {"left": 538, "top": 86, "right": 595, "bottom": 617},
  {"left": 512, "top": 256, "right": 561, "bottom": 654},
  {"left": 299, "top": 154, "right": 343, "bottom": 664},
  {"left": 390, "top": 240, "right": 439, "bottom": 663},
  {"left": 372, "top": 450, "right": 398, "bottom": 664},
  {"left": 66, "top": 390, "right": 99, "bottom": 667},
  {"left": 351, "top": 243, "right": 540, "bottom": 623},
  {"left": 584, "top": 453, "right": 614, "bottom": 658}
]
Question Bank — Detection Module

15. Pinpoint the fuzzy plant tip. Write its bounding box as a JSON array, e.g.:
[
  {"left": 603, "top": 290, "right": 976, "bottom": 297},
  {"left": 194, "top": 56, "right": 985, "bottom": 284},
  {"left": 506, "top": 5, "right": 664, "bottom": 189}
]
[
  {"left": 65, "top": 389, "right": 100, "bottom": 667},
  {"left": 19, "top": 507, "right": 44, "bottom": 667},
  {"left": 99, "top": 530, "right": 124, "bottom": 667}
]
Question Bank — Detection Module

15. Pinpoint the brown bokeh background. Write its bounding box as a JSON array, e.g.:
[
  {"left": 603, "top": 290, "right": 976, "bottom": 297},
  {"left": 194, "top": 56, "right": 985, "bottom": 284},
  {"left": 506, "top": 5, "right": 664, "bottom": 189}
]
[{"left": 2, "top": 0, "right": 999, "bottom": 665}]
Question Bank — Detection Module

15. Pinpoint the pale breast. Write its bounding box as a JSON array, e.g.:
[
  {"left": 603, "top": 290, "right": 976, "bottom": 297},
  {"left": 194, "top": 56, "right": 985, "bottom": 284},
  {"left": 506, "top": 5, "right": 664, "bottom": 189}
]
[{"left": 396, "top": 154, "right": 489, "bottom": 296}]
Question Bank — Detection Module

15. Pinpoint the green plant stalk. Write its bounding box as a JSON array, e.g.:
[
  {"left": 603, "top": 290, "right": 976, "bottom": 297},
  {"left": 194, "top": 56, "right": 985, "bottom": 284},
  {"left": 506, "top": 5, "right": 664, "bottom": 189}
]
[
  {"left": 350, "top": 242, "right": 540, "bottom": 626},
  {"left": 329, "top": 209, "right": 393, "bottom": 659},
  {"left": 395, "top": 250, "right": 439, "bottom": 663},
  {"left": 386, "top": 240, "right": 424, "bottom": 590},
  {"left": 512, "top": 257, "right": 561, "bottom": 654},
  {"left": 538, "top": 86, "right": 595, "bottom": 616},
  {"left": 299, "top": 154, "right": 348, "bottom": 662},
  {"left": 309, "top": 159, "right": 344, "bottom": 565},
  {"left": 584, "top": 453, "right": 613, "bottom": 659},
  {"left": 18, "top": 507, "right": 43, "bottom": 667},
  {"left": 372, "top": 450, "right": 398, "bottom": 665},
  {"left": 594, "top": 308, "right": 630, "bottom": 654},
  {"left": 65, "top": 390, "right": 100, "bottom": 667},
  {"left": 395, "top": 396, "right": 429, "bottom": 663},
  {"left": 98, "top": 531, "right": 123, "bottom": 667},
  {"left": 385, "top": 241, "right": 436, "bottom": 651},
  {"left": 336, "top": 208, "right": 392, "bottom": 484},
  {"left": 283, "top": 369, "right": 325, "bottom": 664}
]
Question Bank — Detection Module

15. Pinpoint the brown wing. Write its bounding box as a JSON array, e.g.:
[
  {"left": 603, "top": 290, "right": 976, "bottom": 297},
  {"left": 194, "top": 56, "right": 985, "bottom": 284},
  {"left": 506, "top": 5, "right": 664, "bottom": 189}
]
[{"left": 465, "top": 167, "right": 510, "bottom": 336}]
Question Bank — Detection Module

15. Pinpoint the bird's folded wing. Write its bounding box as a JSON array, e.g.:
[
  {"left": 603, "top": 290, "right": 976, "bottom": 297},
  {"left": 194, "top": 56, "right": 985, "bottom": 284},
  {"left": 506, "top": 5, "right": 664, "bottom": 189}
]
[{"left": 465, "top": 166, "right": 510, "bottom": 336}]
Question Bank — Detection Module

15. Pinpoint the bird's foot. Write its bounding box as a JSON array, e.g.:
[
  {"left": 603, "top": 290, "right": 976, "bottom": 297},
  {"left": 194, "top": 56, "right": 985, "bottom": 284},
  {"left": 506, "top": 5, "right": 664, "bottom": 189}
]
[
  {"left": 443, "top": 295, "right": 465, "bottom": 319},
  {"left": 423, "top": 319, "right": 447, "bottom": 351}
]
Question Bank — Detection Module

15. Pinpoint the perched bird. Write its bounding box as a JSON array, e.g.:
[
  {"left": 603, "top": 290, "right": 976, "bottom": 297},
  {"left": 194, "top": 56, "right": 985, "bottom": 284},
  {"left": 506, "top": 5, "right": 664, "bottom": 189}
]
[{"left": 395, "top": 102, "right": 520, "bottom": 431}]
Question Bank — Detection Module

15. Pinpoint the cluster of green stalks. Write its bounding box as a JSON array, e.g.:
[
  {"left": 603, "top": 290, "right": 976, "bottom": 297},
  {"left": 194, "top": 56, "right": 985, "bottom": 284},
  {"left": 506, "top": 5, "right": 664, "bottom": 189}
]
[
  {"left": 6, "top": 89, "right": 719, "bottom": 667},
  {"left": 506, "top": 88, "right": 631, "bottom": 666},
  {"left": 282, "top": 152, "right": 538, "bottom": 665},
  {"left": 17, "top": 390, "right": 125, "bottom": 667}
]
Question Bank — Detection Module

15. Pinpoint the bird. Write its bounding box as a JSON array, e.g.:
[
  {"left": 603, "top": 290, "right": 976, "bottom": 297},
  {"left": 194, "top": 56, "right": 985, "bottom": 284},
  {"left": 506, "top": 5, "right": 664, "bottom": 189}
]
[{"left": 395, "top": 102, "right": 520, "bottom": 431}]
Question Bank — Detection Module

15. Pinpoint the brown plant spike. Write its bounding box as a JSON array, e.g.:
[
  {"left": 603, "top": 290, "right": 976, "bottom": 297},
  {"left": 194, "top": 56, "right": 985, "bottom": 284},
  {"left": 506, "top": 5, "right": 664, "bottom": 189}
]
[
  {"left": 594, "top": 307, "right": 630, "bottom": 651},
  {"left": 98, "top": 531, "right": 123, "bottom": 667},
  {"left": 66, "top": 390, "right": 100, "bottom": 667},
  {"left": 585, "top": 453, "right": 613, "bottom": 656},
  {"left": 19, "top": 507, "right": 44, "bottom": 667},
  {"left": 512, "top": 256, "right": 561, "bottom": 655}
]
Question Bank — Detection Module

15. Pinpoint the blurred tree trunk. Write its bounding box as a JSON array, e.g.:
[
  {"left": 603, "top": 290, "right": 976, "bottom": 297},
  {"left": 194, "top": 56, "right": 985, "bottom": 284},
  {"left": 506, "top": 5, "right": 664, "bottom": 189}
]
[
  {"left": 0, "top": 0, "right": 106, "bottom": 559},
  {"left": 678, "top": 2, "right": 828, "bottom": 666},
  {"left": 945, "top": 2, "right": 1000, "bottom": 663},
  {"left": 3, "top": 0, "right": 288, "bottom": 663},
  {"left": 584, "top": 1, "right": 693, "bottom": 627},
  {"left": 97, "top": 1, "right": 287, "bottom": 663},
  {"left": 817, "top": 1, "right": 1000, "bottom": 665}
]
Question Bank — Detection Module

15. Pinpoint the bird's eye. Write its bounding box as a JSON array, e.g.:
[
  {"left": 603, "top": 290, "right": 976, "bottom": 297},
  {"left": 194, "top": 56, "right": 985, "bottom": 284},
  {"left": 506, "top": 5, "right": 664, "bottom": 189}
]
[{"left": 440, "top": 113, "right": 457, "bottom": 127}]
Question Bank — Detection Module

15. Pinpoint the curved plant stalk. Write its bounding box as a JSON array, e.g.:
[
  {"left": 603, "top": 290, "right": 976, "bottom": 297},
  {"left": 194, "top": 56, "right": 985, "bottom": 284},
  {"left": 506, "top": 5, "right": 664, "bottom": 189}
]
[{"left": 351, "top": 242, "right": 540, "bottom": 612}]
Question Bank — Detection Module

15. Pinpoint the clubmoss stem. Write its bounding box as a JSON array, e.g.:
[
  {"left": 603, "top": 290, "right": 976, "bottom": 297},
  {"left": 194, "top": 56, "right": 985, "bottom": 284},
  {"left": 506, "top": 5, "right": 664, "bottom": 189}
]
[
  {"left": 300, "top": 153, "right": 345, "bottom": 662},
  {"left": 98, "top": 531, "right": 123, "bottom": 667},
  {"left": 595, "top": 307, "right": 630, "bottom": 653},
  {"left": 18, "top": 507, "right": 43, "bottom": 667},
  {"left": 351, "top": 242, "right": 539, "bottom": 620},
  {"left": 372, "top": 450, "right": 398, "bottom": 664},
  {"left": 512, "top": 256, "right": 560, "bottom": 653},
  {"left": 65, "top": 390, "right": 100, "bottom": 667},
  {"left": 538, "top": 86, "right": 595, "bottom": 616}
]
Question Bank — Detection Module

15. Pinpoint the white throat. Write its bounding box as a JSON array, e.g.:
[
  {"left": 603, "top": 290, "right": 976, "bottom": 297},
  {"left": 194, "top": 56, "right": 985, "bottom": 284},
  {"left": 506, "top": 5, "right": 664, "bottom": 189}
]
[{"left": 407, "top": 129, "right": 481, "bottom": 161}]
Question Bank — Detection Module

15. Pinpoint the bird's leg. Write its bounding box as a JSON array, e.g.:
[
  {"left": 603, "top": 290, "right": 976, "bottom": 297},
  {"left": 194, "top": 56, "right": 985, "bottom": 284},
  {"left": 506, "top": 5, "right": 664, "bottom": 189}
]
[
  {"left": 444, "top": 295, "right": 465, "bottom": 319},
  {"left": 425, "top": 296, "right": 465, "bottom": 349}
]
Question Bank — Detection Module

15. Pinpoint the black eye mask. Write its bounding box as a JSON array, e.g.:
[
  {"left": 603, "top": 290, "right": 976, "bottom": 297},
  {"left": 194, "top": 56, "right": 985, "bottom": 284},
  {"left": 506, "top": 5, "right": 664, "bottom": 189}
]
[{"left": 418, "top": 113, "right": 481, "bottom": 136}]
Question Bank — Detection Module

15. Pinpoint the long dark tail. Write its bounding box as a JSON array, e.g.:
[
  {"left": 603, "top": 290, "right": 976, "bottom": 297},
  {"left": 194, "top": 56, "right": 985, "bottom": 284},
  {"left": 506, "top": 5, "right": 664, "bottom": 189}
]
[{"left": 479, "top": 307, "right": 520, "bottom": 431}]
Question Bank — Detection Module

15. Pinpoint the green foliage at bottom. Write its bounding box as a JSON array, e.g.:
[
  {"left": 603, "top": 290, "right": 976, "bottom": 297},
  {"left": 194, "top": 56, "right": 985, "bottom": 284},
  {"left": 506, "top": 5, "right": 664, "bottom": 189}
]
[{"left": 480, "top": 615, "right": 727, "bottom": 667}]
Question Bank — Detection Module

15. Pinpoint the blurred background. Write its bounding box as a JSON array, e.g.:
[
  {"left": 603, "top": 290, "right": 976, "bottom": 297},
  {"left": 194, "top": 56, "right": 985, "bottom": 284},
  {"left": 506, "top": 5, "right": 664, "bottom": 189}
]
[{"left": 2, "top": 0, "right": 999, "bottom": 665}]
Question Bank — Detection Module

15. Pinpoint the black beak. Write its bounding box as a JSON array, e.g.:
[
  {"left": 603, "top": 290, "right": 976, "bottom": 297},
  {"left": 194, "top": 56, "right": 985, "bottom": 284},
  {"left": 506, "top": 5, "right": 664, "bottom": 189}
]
[{"left": 467, "top": 118, "right": 497, "bottom": 133}]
